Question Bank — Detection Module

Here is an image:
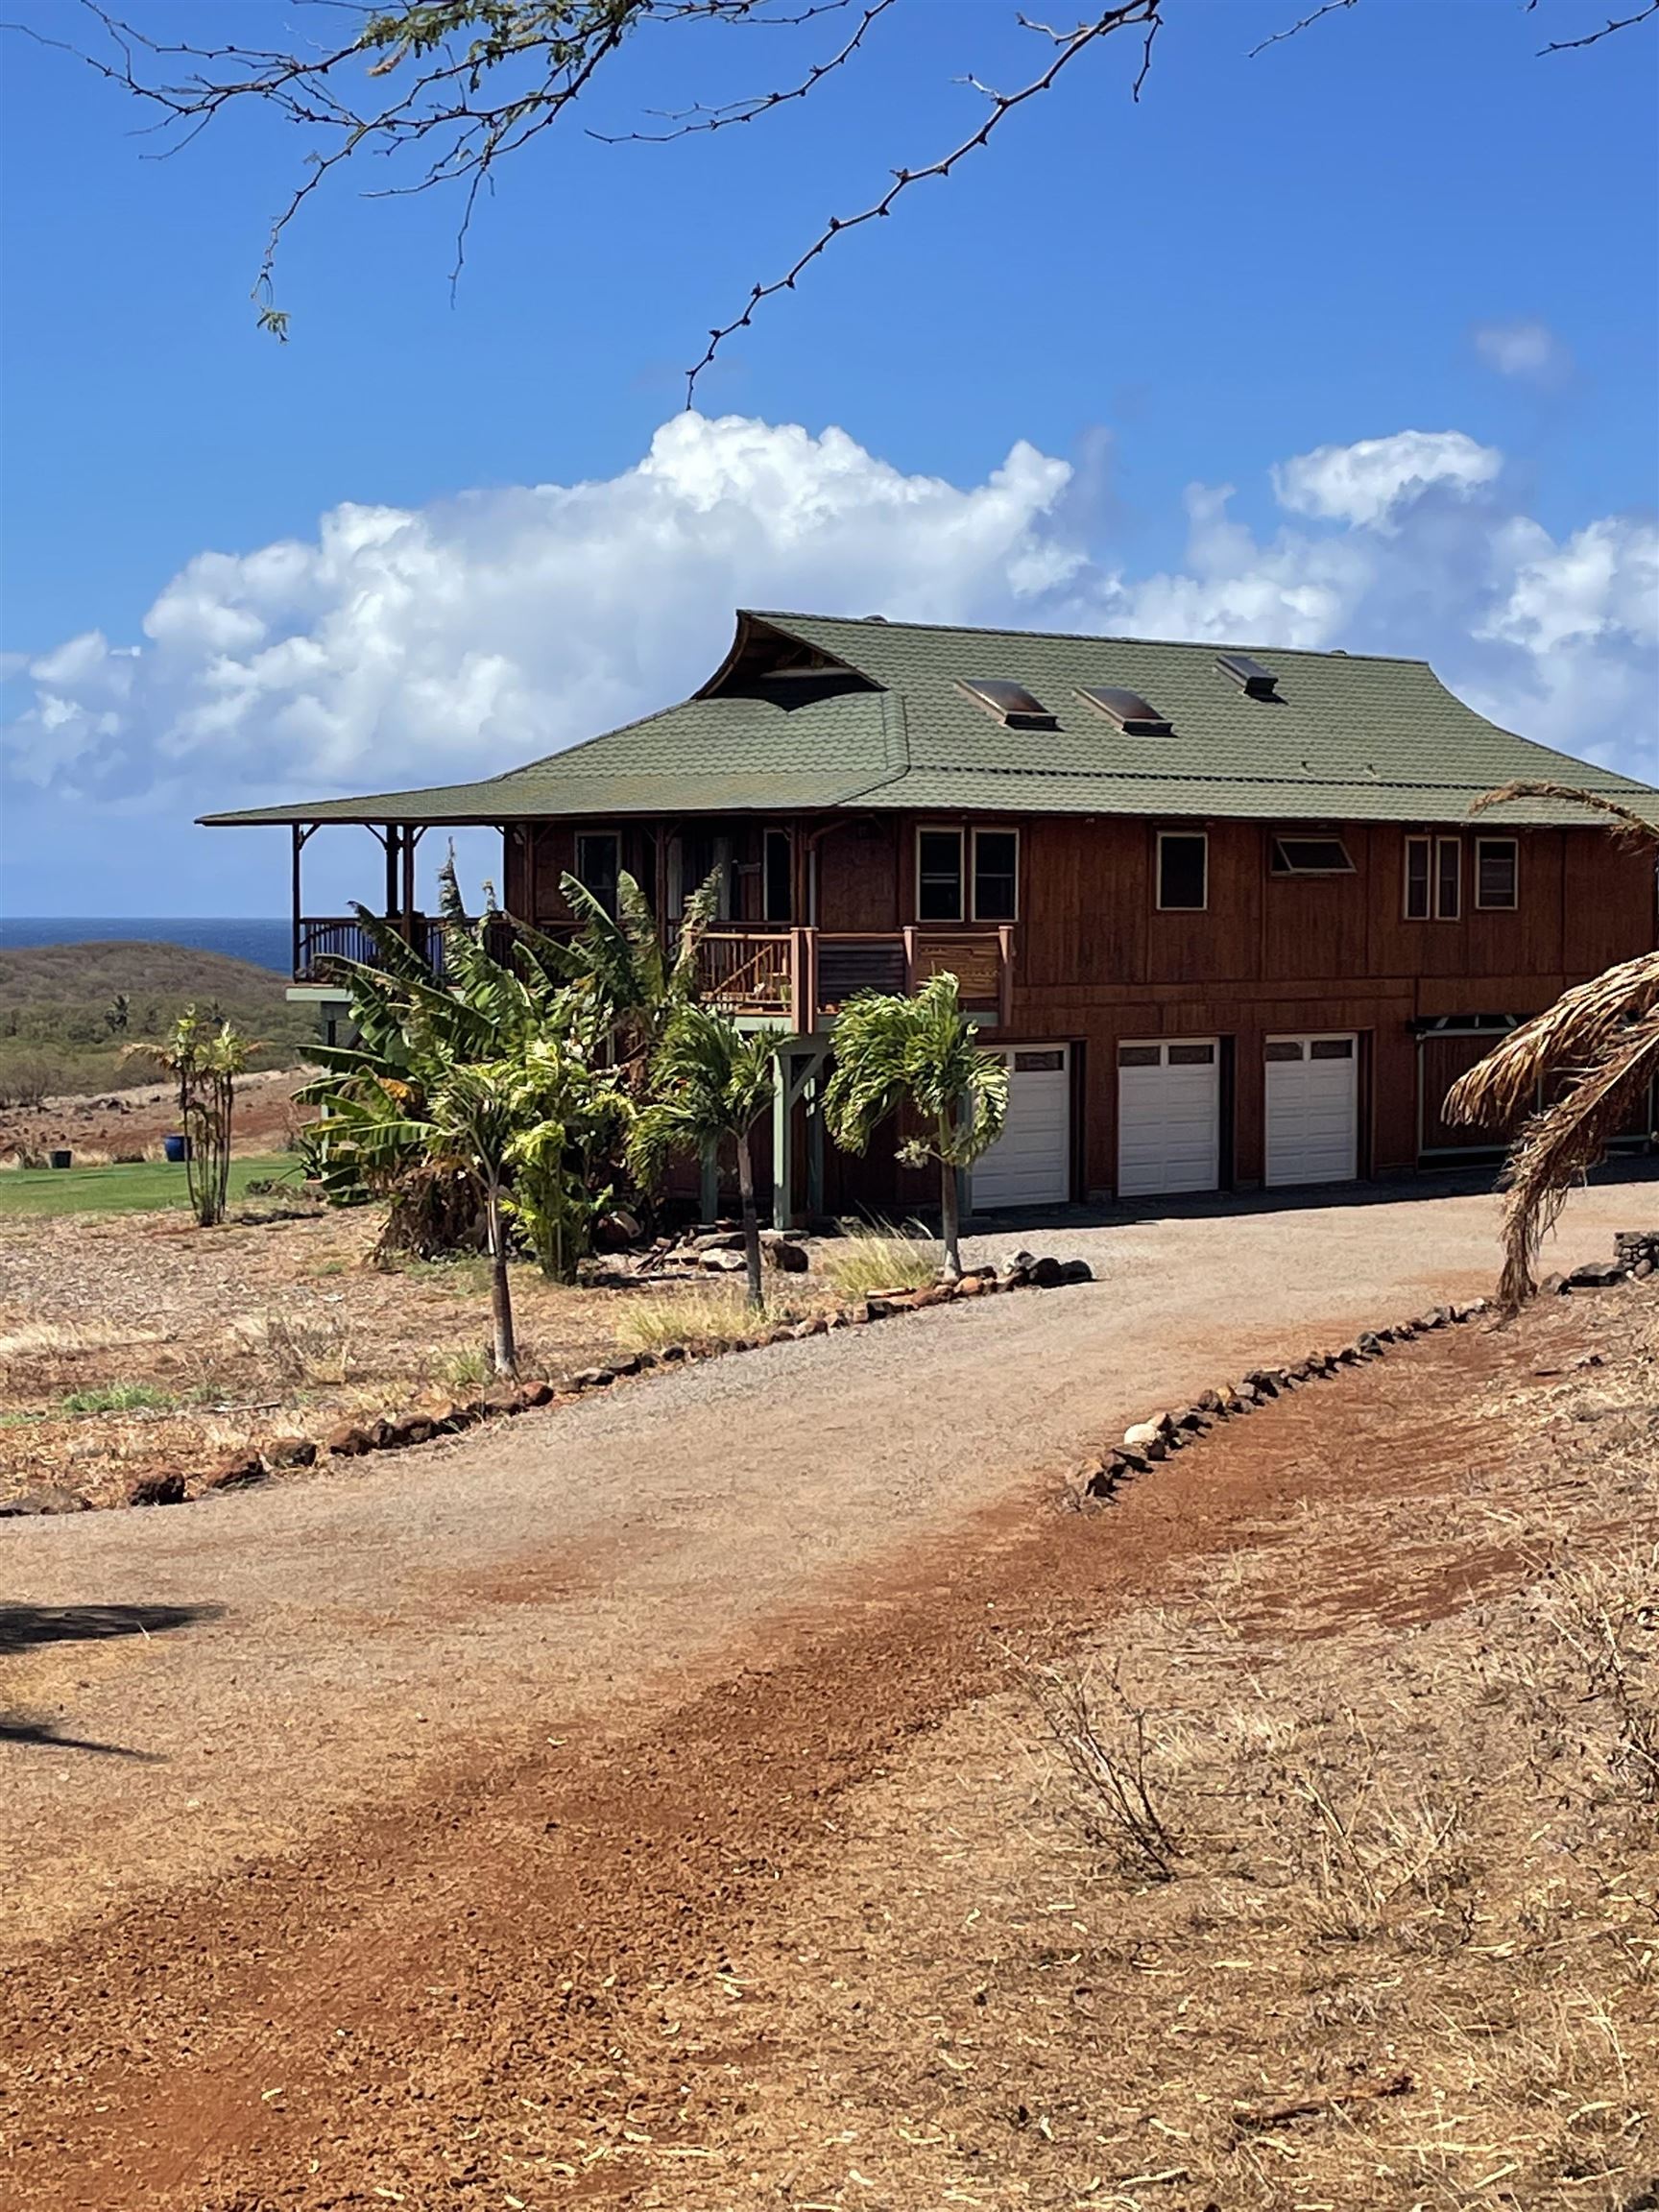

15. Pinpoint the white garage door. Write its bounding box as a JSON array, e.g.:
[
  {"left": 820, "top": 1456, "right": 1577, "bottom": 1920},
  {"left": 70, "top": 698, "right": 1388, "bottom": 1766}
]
[
  {"left": 1118, "top": 1039, "right": 1220, "bottom": 1198},
  {"left": 972, "top": 1046, "right": 1070, "bottom": 1211},
  {"left": 1265, "top": 1034, "right": 1359, "bottom": 1187}
]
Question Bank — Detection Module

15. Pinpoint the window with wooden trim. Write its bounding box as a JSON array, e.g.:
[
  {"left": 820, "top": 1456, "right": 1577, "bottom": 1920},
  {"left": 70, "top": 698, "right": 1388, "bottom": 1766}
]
[
  {"left": 971, "top": 828, "right": 1019, "bottom": 922},
  {"left": 1270, "top": 834, "right": 1354, "bottom": 876},
  {"left": 917, "top": 827, "right": 965, "bottom": 922},
  {"left": 1475, "top": 835, "right": 1519, "bottom": 910},
  {"left": 1436, "top": 835, "right": 1462, "bottom": 921},
  {"left": 1156, "top": 831, "right": 1208, "bottom": 912},
  {"left": 574, "top": 830, "right": 620, "bottom": 919},
  {"left": 1405, "top": 833, "right": 1462, "bottom": 920}
]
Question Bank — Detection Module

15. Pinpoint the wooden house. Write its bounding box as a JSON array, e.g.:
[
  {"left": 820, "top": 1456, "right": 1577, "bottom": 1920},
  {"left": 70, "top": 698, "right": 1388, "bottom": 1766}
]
[{"left": 204, "top": 609, "right": 1659, "bottom": 1223}]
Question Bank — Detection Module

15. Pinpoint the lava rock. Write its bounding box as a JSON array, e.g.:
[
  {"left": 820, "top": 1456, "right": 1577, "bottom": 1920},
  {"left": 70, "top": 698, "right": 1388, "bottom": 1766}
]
[
  {"left": 1029, "top": 1255, "right": 1065, "bottom": 1288},
  {"left": 263, "top": 1436, "right": 317, "bottom": 1470},
  {"left": 129, "top": 1472, "right": 186, "bottom": 1507},
  {"left": 325, "top": 1422, "right": 374, "bottom": 1457},
  {"left": 1057, "top": 1257, "right": 1094, "bottom": 1285},
  {"left": 205, "top": 1459, "right": 269, "bottom": 1494},
  {"left": 1568, "top": 1259, "right": 1628, "bottom": 1289}
]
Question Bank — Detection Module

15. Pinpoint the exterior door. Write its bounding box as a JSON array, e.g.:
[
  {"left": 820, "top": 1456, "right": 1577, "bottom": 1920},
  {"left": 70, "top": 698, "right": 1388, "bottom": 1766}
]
[
  {"left": 1265, "top": 1034, "right": 1359, "bottom": 1187},
  {"left": 1117, "top": 1039, "right": 1221, "bottom": 1198},
  {"left": 971, "top": 1046, "right": 1070, "bottom": 1210}
]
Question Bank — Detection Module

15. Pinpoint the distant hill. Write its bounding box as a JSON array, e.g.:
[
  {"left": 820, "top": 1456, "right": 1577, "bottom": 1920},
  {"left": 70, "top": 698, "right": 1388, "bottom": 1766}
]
[
  {"left": 0, "top": 941, "right": 297, "bottom": 1007},
  {"left": 0, "top": 943, "right": 319, "bottom": 1104}
]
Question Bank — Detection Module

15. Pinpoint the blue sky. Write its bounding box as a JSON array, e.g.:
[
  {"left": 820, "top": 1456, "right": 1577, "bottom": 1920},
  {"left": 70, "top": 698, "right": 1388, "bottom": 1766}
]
[{"left": 2, "top": 0, "right": 1655, "bottom": 914}]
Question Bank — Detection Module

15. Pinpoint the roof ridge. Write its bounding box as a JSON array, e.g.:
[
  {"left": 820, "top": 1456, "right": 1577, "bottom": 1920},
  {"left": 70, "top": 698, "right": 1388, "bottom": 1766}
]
[{"left": 747, "top": 608, "right": 1430, "bottom": 668}]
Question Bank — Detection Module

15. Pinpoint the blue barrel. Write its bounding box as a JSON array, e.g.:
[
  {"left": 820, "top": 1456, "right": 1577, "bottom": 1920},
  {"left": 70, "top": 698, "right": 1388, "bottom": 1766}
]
[{"left": 162, "top": 1133, "right": 189, "bottom": 1164}]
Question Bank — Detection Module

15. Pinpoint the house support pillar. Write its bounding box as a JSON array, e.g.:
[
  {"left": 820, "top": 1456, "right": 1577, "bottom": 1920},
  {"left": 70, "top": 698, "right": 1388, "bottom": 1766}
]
[
  {"left": 700, "top": 1141, "right": 719, "bottom": 1224},
  {"left": 805, "top": 1066, "right": 826, "bottom": 1221},
  {"left": 773, "top": 1043, "right": 830, "bottom": 1231},
  {"left": 771, "top": 1059, "right": 796, "bottom": 1232}
]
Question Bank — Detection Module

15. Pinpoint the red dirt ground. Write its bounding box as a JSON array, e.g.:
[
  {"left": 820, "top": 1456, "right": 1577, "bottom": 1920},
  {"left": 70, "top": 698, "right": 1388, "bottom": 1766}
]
[{"left": 4, "top": 1301, "right": 1646, "bottom": 2212}]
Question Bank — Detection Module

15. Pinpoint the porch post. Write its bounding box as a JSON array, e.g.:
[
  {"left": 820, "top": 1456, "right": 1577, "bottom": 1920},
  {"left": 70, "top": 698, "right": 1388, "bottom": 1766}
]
[
  {"left": 699, "top": 1140, "right": 719, "bottom": 1224},
  {"left": 771, "top": 1049, "right": 796, "bottom": 1230},
  {"left": 805, "top": 1060, "right": 826, "bottom": 1221},
  {"left": 401, "top": 824, "right": 419, "bottom": 922},
  {"left": 290, "top": 824, "right": 303, "bottom": 979},
  {"left": 382, "top": 824, "right": 398, "bottom": 919}
]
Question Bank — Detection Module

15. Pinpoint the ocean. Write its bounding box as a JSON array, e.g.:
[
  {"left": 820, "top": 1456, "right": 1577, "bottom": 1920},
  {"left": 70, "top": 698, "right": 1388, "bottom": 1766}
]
[{"left": 0, "top": 918, "right": 291, "bottom": 973}]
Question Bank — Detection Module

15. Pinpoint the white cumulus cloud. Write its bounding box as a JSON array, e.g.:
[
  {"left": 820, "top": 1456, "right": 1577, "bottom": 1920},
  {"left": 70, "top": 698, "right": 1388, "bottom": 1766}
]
[
  {"left": 4, "top": 411, "right": 1654, "bottom": 833},
  {"left": 1272, "top": 430, "right": 1503, "bottom": 532}
]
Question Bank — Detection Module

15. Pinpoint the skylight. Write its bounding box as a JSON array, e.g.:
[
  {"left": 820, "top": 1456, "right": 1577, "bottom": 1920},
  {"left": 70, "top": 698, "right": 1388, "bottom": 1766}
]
[
  {"left": 1216, "top": 652, "right": 1280, "bottom": 699},
  {"left": 1077, "top": 685, "right": 1172, "bottom": 736},
  {"left": 958, "top": 678, "right": 1057, "bottom": 730}
]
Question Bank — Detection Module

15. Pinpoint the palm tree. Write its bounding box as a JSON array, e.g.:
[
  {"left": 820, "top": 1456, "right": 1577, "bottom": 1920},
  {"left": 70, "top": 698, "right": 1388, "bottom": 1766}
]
[
  {"left": 823, "top": 971, "right": 1009, "bottom": 1281},
  {"left": 1445, "top": 781, "right": 1659, "bottom": 1309},
  {"left": 629, "top": 1004, "right": 777, "bottom": 1310}
]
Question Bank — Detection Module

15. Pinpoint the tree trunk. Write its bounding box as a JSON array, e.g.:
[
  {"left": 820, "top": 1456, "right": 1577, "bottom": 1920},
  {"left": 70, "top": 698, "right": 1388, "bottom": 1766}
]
[
  {"left": 484, "top": 1179, "right": 518, "bottom": 1377},
  {"left": 735, "top": 1126, "right": 765, "bottom": 1311},
  {"left": 938, "top": 1120, "right": 963, "bottom": 1281}
]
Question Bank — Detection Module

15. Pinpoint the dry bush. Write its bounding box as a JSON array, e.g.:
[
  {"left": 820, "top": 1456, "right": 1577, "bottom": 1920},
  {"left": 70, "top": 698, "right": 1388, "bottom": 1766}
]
[
  {"left": 1023, "top": 1656, "right": 1183, "bottom": 1882},
  {"left": 226, "top": 1308, "right": 352, "bottom": 1387}
]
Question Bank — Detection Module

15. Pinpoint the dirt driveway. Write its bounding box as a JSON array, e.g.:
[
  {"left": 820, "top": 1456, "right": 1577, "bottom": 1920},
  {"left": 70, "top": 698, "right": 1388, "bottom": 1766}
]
[
  {"left": 2, "top": 1175, "right": 1657, "bottom": 2209},
  {"left": 5, "top": 1173, "right": 1647, "bottom": 1960}
]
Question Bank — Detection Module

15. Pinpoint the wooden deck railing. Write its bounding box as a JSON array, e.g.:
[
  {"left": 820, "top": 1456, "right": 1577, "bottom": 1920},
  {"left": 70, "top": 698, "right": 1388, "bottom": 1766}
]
[{"left": 297, "top": 914, "right": 1013, "bottom": 1031}]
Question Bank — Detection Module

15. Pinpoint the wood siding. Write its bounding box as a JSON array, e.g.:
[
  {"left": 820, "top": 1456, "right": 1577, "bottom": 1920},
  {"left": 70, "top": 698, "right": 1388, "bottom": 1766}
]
[{"left": 500, "top": 809, "right": 1654, "bottom": 1205}]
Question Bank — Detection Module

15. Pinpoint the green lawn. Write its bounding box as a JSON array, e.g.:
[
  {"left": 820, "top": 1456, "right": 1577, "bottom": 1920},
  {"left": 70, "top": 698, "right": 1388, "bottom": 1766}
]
[{"left": 0, "top": 1154, "right": 301, "bottom": 1219}]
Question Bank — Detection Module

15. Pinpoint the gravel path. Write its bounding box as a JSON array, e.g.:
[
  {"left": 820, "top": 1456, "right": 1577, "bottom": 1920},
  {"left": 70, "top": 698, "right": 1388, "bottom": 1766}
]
[{"left": 3, "top": 1173, "right": 1649, "bottom": 1953}]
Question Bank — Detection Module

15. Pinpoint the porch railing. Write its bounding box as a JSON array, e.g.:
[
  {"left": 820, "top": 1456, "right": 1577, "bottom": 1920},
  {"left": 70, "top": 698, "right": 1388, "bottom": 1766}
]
[
  {"left": 297, "top": 914, "right": 1013, "bottom": 1031},
  {"left": 693, "top": 925, "right": 1013, "bottom": 1031},
  {"left": 294, "top": 913, "right": 552, "bottom": 982}
]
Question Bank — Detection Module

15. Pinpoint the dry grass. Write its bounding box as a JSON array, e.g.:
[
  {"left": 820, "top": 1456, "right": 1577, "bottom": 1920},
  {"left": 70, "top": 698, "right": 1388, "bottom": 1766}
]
[
  {"left": 821, "top": 1220, "right": 942, "bottom": 1298},
  {"left": 562, "top": 1290, "right": 1659, "bottom": 2211},
  {"left": 616, "top": 1283, "right": 778, "bottom": 1351}
]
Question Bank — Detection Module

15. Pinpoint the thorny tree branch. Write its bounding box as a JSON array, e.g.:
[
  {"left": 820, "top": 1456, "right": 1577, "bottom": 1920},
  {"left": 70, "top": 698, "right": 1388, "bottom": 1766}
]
[
  {"left": 8, "top": 0, "right": 1655, "bottom": 383},
  {"left": 1527, "top": 0, "right": 1659, "bottom": 50},
  {"left": 685, "top": 2, "right": 1163, "bottom": 399},
  {"left": 589, "top": 0, "right": 896, "bottom": 142}
]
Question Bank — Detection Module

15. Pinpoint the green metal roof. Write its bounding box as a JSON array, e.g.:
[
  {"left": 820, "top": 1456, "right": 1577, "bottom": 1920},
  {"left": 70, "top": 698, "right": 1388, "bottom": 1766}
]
[{"left": 201, "top": 609, "right": 1659, "bottom": 830}]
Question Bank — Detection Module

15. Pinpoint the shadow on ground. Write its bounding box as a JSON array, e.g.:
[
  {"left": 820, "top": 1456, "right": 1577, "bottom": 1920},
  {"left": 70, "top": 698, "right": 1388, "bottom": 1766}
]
[
  {"left": 0, "top": 1600, "right": 227, "bottom": 1655},
  {"left": 0, "top": 1710, "right": 166, "bottom": 1761}
]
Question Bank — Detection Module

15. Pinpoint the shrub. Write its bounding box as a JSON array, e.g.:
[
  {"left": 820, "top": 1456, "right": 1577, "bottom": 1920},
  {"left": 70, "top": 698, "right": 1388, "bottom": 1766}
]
[
  {"left": 0, "top": 1054, "right": 67, "bottom": 1109},
  {"left": 58, "top": 1382, "right": 177, "bottom": 1414}
]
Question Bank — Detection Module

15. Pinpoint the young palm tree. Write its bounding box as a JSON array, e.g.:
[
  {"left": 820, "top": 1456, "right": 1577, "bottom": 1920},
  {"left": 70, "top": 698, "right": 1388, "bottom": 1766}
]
[
  {"left": 1445, "top": 781, "right": 1659, "bottom": 1309},
  {"left": 126, "top": 1006, "right": 259, "bottom": 1228},
  {"left": 629, "top": 1005, "right": 778, "bottom": 1310},
  {"left": 823, "top": 971, "right": 1009, "bottom": 1281}
]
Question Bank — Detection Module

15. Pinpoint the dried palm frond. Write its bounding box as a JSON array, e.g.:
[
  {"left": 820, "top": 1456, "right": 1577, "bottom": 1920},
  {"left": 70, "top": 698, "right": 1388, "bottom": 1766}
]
[
  {"left": 1445, "top": 951, "right": 1659, "bottom": 1131},
  {"left": 1445, "top": 779, "right": 1659, "bottom": 1310},
  {"left": 1481, "top": 1009, "right": 1659, "bottom": 1310},
  {"left": 1469, "top": 781, "right": 1659, "bottom": 846}
]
